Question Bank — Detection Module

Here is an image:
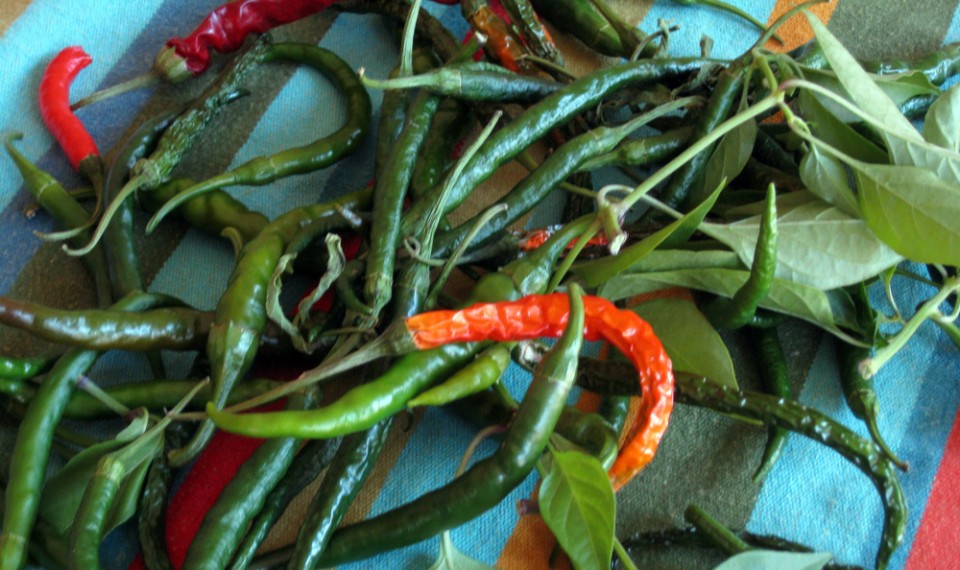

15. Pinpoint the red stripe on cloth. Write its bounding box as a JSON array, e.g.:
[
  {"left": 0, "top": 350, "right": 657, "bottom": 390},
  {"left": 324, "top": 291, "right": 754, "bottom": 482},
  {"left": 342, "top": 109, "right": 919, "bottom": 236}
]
[{"left": 905, "top": 407, "right": 960, "bottom": 570}]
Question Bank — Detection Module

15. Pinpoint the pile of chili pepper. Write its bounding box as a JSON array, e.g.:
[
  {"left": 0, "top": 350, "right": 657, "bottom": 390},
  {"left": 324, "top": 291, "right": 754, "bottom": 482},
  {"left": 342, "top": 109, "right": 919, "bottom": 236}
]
[{"left": 3, "top": 0, "right": 960, "bottom": 569}]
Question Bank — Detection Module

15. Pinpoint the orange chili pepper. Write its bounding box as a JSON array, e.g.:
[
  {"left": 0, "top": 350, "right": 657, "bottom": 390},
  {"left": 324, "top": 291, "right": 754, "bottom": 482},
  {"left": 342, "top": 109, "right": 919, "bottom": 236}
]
[{"left": 405, "top": 293, "right": 673, "bottom": 490}]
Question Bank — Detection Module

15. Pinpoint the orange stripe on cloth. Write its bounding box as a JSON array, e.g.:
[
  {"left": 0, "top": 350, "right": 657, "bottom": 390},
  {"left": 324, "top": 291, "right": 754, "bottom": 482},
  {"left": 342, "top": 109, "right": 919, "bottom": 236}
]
[
  {"left": 497, "top": 288, "right": 691, "bottom": 566},
  {"left": 0, "top": 0, "right": 31, "bottom": 35},
  {"left": 765, "top": 0, "right": 838, "bottom": 52}
]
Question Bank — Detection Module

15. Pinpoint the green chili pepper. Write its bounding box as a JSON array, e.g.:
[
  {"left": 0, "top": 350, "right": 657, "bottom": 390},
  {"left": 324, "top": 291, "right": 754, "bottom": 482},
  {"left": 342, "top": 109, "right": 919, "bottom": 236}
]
[
  {"left": 651, "top": 65, "right": 746, "bottom": 215},
  {"left": 599, "top": 394, "right": 631, "bottom": 437},
  {"left": 703, "top": 184, "right": 778, "bottom": 329},
  {"left": 410, "top": 97, "right": 474, "bottom": 199},
  {"left": 287, "top": 417, "right": 393, "bottom": 569},
  {"left": 579, "top": 126, "right": 694, "bottom": 171},
  {"left": 433, "top": 105, "right": 693, "bottom": 258},
  {"left": 101, "top": 110, "right": 178, "bottom": 301},
  {"left": 145, "top": 43, "right": 372, "bottom": 234},
  {"left": 401, "top": 57, "right": 707, "bottom": 233},
  {"left": 364, "top": 40, "right": 480, "bottom": 316},
  {"left": 407, "top": 344, "right": 512, "bottom": 408},
  {"left": 138, "top": 424, "right": 188, "bottom": 570},
  {"left": 0, "top": 356, "right": 50, "bottom": 381},
  {"left": 4, "top": 134, "right": 112, "bottom": 307},
  {"left": 837, "top": 341, "right": 908, "bottom": 471},
  {"left": 312, "top": 284, "right": 585, "bottom": 566},
  {"left": 207, "top": 343, "right": 480, "bottom": 438},
  {"left": 61, "top": 378, "right": 284, "bottom": 421},
  {"left": 554, "top": 405, "right": 619, "bottom": 469},
  {"left": 228, "top": 438, "right": 342, "bottom": 570},
  {"left": 530, "top": 0, "right": 638, "bottom": 57},
  {"left": 675, "top": 375, "right": 906, "bottom": 570},
  {"left": 363, "top": 62, "right": 564, "bottom": 101},
  {"left": 748, "top": 326, "right": 793, "bottom": 483},
  {"left": 0, "top": 294, "right": 213, "bottom": 351},
  {"left": 141, "top": 178, "right": 269, "bottom": 250},
  {"left": 183, "top": 388, "right": 317, "bottom": 570},
  {"left": 752, "top": 127, "right": 800, "bottom": 177},
  {"left": 170, "top": 187, "right": 372, "bottom": 466},
  {"left": 0, "top": 292, "right": 177, "bottom": 570}
]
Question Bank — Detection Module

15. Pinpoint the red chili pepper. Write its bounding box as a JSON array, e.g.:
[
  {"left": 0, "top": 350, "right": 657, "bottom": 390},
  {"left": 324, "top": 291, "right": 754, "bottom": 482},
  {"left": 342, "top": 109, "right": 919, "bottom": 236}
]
[
  {"left": 38, "top": 46, "right": 99, "bottom": 171},
  {"left": 162, "top": 0, "right": 341, "bottom": 79},
  {"left": 404, "top": 293, "right": 674, "bottom": 490},
  {"left": 519, "top": 227, "right": 609, "bottom": 252}
]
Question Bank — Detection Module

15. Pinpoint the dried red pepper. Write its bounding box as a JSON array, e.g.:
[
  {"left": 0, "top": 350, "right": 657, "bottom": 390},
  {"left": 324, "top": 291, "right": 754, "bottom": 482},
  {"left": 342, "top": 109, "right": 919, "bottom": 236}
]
[
  {"left": 160, "top": 0, "right": 340, "bottom": 80},
  {"left": 38, "top": 46, "right": 100, "bottom": 172},
  {"left": 405, "top": 293, "right": 674, "bottom": 490}
]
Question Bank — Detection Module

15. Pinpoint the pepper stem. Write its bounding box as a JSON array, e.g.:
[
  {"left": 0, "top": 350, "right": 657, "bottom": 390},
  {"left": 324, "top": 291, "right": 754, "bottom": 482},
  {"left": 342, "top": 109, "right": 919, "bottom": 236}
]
[{"left": 70, "top": 70, "right": 160, "bottom": 110}]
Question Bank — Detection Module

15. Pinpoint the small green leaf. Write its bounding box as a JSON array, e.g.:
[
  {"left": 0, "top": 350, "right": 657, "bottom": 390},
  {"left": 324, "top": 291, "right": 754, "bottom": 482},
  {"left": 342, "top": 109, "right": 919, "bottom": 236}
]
[
  {"left": 629, "top": 298, "right": 738, "bottom": 388},
  {"left": 38, "top": 414, "right": 149, "bottom": 534},
  {"left": 427, "top": 532, "right": 497, "bottom": 570},
  {"left": 540, "top": 450, "right": 615, "bottom": 570},
  {"left": 799, "top": 146, "right": 860, "bottom": 217},
  {"left": 923, "top": 81, "right": 960, "bottom": 152},
  {"left": 804, "top": 12, "right": 922, "bottom": 146},
  {"left": 855, "top": 162, "right": 960, "bottom": 265},
  {"left": 714, "top": 550, "right": 833, "bottom": 570},
  {"left": 701, "top": 198, "right": 901, "bottom": 289},
  {"left": 598, "top": 268, "right": 861, "bottom": 342},
  {"left": 695, "top": 119, "right": 757, "bottom": 205},
  {"left": 39, "top": 440, "right": 129, "bottom": 534},
  {"left": 797, "top": 89, "right": 887, "bottom": 164}
]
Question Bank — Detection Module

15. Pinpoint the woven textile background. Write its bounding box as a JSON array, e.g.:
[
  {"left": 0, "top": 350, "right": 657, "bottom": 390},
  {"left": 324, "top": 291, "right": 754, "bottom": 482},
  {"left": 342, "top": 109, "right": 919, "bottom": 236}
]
[{"left": 2, "top": 1, "right": 960, "bottom": 569}]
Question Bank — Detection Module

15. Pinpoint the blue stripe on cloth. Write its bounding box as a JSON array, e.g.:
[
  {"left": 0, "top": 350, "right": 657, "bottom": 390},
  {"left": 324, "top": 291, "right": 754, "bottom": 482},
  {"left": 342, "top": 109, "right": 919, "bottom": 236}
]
[
  {"left": 747, "top": 275, "right": 960, "bottom": 569},
  {"left": 215, "top": 12, "right": 395, "bottom": 220},
  {"left": 342, "top": 362, "right": 542, "bottom": 569},
  {"left": 0, "top": 0, "right": 170, "bottom": 211},
  {"left": 944, "top": 7, "right": 960, "bottom": 44},
  {"left": 640, "top": 0, "right": 778, "bottom": 59},
  {"left": 0, "top": 0, "right": 225, "bottom": 295}
]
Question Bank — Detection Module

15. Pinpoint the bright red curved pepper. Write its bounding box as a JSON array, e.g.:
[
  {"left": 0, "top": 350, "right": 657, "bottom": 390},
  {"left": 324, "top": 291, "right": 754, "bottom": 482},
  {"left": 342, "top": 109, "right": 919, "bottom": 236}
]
[
  {"left": 405, "top": 293, "right": 674, "bottom": 491},
  {"left": 38, "top": 46, "right": 99, "bottom": 171}
]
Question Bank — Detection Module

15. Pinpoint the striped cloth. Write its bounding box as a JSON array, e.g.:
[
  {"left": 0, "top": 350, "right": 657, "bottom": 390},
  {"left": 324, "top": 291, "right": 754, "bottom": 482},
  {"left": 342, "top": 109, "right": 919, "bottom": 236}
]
[{"left": 1, "top": 1, "right": 959, "bottom": 569}]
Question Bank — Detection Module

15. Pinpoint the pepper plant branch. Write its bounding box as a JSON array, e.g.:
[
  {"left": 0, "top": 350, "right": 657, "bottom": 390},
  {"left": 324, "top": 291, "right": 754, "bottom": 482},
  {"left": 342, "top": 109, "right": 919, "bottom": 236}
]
[{"left": 861, "top": 276, "right": 960, "bottom": 378}]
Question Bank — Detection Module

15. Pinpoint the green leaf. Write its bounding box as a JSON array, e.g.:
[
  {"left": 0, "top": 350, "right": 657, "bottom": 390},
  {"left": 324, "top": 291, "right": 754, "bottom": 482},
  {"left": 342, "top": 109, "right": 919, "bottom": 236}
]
[
  {"left": 427, "top": 532, "right": 497, "bottom": 570},
  {"left": 103, "top": 456, "right": 153, "bottom": 534},
  {"left": 695, "top": 119, "right": 757, "bottom": 205},
  {"left": 629, "top": 298, "right": 738, "bottom": 388},
  {"left": 540, "top": 450, "right": 615, "bottom": 570},
  {"left": 854, "top": 162, "right": 960, "bottom": 265},
  {"left": 598, "top": 268, "right": 861, "bottom": 341},
  {"left": 797, "top": 89, "right": 887, "bottom": 164},
  {"left": 923, "top": 81, "right": 960, "bottom": 152},
  {"left": 701, "top": 198, "right": 901, "bottom": 289},
  {"left": 799, "top": 145, "right": 860, "bottom": 217},
  {"left": 38, "top": 414, "right": 149, "bottom": 534},
  {"left": 802, "top": 67, "right": 939, "bottom": 124},
  {"left": 620, "top": 249, "right": 742, "bottom": 274},
  {"left": 804, "top": 12, "right": 922, "bottom": 146},
  {"left": 714, "top": 550, "right": 833, "bottom": 570}
]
